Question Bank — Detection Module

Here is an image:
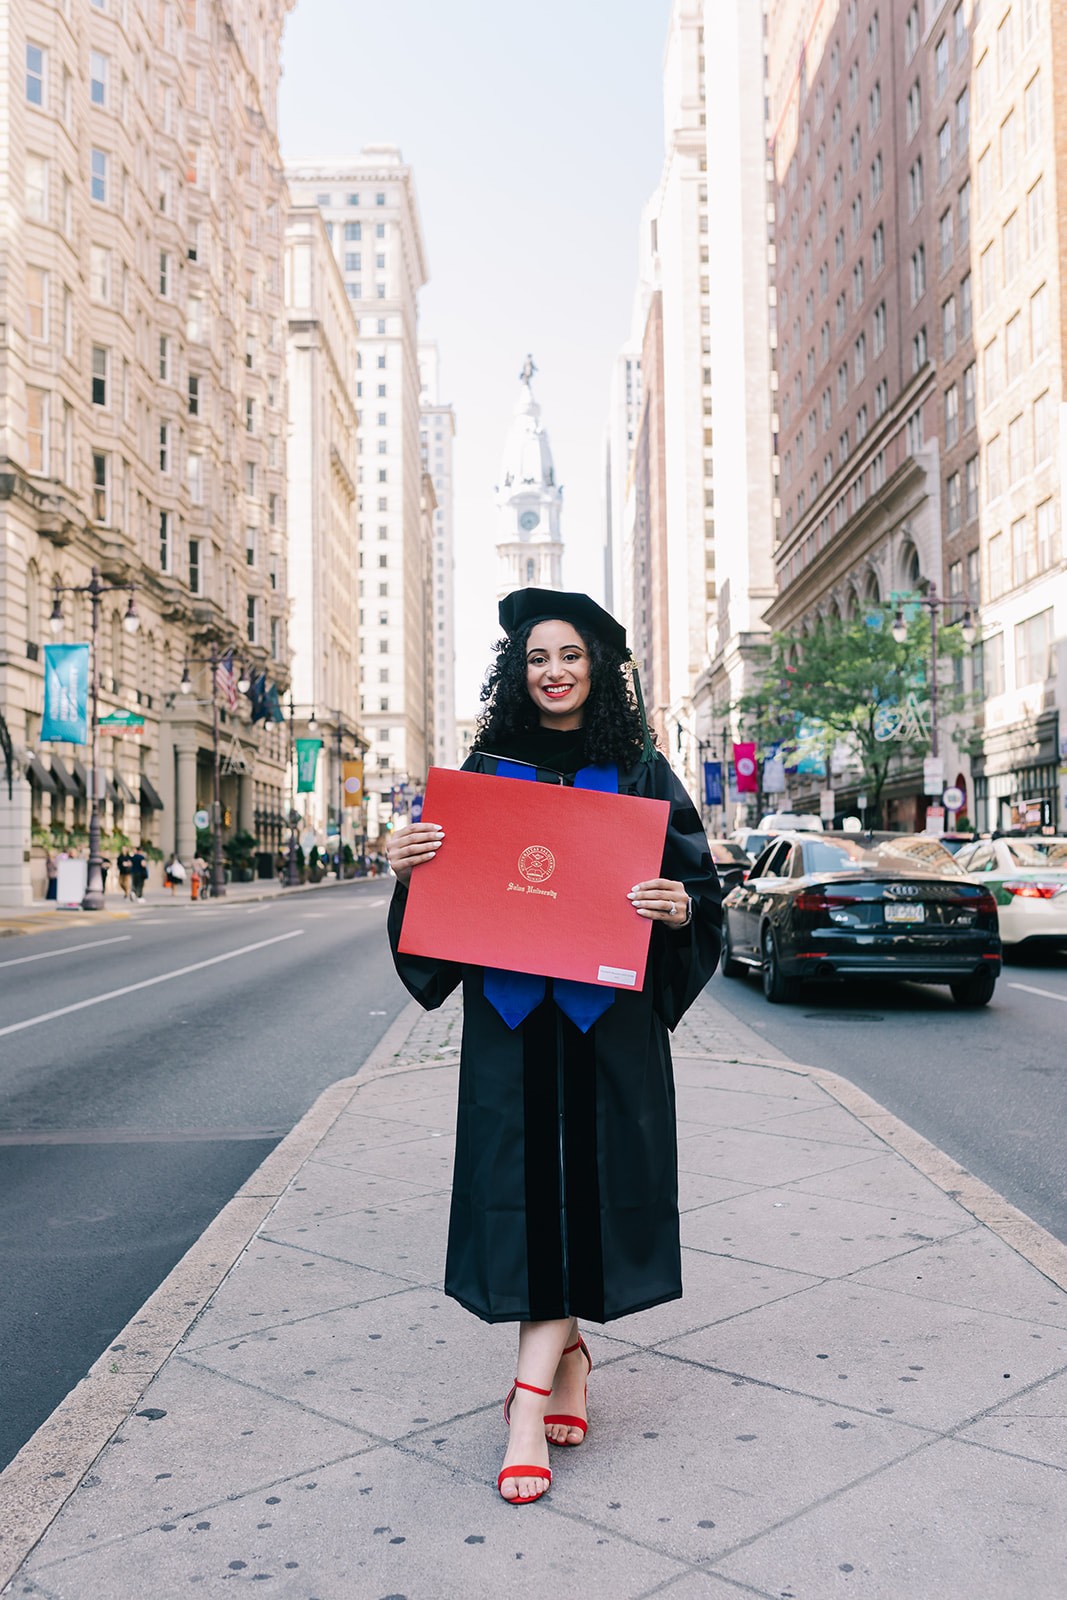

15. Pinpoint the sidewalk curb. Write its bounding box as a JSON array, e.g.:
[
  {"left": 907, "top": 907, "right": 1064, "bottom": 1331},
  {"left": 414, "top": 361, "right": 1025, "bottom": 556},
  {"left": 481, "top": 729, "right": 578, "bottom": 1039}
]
[
  {"left": 2, "top": 874, "right": 387, "bottom": 936},
  {"left": 690, "top": 1049, "right": 1067, "bottom": 1295},
  {"left": 0, "top": 997, "right": 425, "bottom": 1592}
]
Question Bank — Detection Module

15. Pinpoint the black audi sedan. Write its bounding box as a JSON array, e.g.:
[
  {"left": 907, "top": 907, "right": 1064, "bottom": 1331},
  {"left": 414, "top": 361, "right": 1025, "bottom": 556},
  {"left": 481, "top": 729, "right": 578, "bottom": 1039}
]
[{"left": 720, "top": 832, "right": 1002, "bottom": 1007}]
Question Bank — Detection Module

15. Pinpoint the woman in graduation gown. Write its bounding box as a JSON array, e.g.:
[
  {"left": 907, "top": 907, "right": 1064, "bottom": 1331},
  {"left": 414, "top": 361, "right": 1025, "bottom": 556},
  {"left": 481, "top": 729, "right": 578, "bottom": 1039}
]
[{"left": 386, "top": 589, "right": 722, "bottom": 1505}]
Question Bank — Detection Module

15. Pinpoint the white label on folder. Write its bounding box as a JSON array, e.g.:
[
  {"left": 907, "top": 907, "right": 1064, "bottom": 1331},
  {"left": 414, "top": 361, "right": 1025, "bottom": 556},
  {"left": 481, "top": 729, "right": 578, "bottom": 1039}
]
[{"left": 598, "top": 964, "right": 638, "bottom": 986}]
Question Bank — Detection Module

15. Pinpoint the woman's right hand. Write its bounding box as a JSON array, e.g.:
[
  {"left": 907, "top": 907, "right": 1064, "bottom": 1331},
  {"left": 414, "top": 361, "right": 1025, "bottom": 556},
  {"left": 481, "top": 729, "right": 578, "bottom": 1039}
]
[{"left": 386, "top": 822, "right": 445, "bottom": 887}]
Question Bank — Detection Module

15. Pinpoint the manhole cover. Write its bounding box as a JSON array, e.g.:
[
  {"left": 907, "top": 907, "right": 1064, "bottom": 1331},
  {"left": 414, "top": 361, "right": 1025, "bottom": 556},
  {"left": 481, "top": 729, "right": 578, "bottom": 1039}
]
[{"left": 802, "top": 1012, "right": 884, "bottom": 1021}]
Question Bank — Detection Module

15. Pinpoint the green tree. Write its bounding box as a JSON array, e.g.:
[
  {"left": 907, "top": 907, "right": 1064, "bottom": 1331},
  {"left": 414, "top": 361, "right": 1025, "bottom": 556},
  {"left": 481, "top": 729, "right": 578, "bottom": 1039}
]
[{"left": 737, "top": 609, "right": 972, "bottom": 826}]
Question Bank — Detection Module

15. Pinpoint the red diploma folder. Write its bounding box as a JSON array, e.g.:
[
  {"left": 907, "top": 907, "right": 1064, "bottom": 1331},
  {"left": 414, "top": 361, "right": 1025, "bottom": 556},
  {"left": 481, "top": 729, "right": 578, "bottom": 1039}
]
[{"left": 398, "top": 766, "right": 671, "bottom": 989}]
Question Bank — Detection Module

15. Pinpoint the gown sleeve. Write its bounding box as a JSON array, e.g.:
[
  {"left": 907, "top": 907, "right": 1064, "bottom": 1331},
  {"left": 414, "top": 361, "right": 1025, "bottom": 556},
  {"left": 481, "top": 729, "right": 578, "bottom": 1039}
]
[
  {"left": 643, "top": 754, "right": 724, "bottom": 1029},
  {"left": 384, "top": 751, "right": 480, "bottom": 1010},
  {"left": 387, "top": 880, "right": 463, "bottom": 1011}
]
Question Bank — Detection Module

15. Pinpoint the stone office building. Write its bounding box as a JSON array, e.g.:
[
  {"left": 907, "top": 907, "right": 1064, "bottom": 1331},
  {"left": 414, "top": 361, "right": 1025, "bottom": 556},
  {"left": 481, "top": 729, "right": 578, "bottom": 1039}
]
[{"left": 1, "top": 0, "right": 295, "bottom": 903}]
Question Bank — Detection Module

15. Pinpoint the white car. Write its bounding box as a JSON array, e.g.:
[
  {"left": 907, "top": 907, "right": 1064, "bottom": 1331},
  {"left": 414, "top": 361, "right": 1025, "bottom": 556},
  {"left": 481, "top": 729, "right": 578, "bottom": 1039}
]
[
  {"left": 758, "top": 812, "right": 825, "bottom": 833},
  {"left": 954, "top": 835, "right": 1067, "bottom": 952}
]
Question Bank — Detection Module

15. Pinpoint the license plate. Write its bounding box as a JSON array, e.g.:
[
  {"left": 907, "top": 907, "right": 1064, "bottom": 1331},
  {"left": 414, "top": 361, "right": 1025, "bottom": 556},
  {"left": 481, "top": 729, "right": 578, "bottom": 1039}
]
[{"left": 885, "top": 902, "right": 925, "bottom": 923}]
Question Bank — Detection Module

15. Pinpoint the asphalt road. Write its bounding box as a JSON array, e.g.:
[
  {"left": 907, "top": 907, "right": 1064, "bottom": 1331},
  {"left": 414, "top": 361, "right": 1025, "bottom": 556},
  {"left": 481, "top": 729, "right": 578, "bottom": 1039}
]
[
  {"left": 0, "top": 884, "right": 409, "bottom": 1471},
  {"left": 707, "top": 946, "right": 1067, "bottom": 1250}
]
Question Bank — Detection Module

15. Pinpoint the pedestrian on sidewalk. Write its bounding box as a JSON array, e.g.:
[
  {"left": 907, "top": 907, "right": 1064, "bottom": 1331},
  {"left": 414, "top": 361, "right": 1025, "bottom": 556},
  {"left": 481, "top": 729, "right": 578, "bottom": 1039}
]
[
  {"left": 44, "top": 849, "right": 58, "bottom": 901},
  {"left": 116, "top": 846, "right": 133, "bottom": 900},
  {"left": 130, "top": 847, "right": 147, "bottom": 900},
  {"left": 387, "top": 589, "right": 722, "bottom": 1507}
]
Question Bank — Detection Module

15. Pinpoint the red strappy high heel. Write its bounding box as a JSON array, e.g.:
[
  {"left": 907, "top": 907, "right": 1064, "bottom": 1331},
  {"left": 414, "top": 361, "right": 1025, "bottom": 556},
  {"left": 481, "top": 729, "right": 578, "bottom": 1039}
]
[
  {"left": 543, "top": 1336, "right": 593, "bottom": 1446},
  {"left": 499, "top": 1379, "right": 553, "bottom": 1504}
]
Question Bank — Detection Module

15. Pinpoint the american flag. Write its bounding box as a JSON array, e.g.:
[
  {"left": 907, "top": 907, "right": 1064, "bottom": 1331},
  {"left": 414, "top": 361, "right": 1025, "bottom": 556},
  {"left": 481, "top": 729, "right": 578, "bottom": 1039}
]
[{"left": 215, "top": 650, "right": 239, "bottom": 711}]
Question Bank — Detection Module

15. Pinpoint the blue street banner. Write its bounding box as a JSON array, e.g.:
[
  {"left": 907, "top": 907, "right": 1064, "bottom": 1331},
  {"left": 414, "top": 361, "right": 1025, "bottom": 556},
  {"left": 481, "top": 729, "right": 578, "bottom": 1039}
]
[
  {"left": 411, "top": 794, "right": 424, "bottom": 822},
  {"left": 703, "top": 761, "right": 723, "bottom": 807},
  {"left": 295, "top": 738, "right": 322, "bottom": 793},
  {"left": 41, "top": 644, "right": 89, "bottom": 743}
]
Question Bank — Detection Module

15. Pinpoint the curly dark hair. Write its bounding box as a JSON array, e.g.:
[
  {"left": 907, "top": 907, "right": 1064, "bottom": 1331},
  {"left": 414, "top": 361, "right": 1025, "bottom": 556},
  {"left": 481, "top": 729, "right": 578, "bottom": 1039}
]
[{"left": 473, "top": 621, "right": 652, "bottom": 765}]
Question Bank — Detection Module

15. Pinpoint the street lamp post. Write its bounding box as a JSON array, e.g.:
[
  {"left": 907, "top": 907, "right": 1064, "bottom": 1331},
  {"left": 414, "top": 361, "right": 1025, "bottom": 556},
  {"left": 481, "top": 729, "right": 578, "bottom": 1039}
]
[
  {"left": 179, "top": 644, "right": 250, "bottom": 898},
  {"left": 49, "top": 566, "right": 139, "bottom": 911}
]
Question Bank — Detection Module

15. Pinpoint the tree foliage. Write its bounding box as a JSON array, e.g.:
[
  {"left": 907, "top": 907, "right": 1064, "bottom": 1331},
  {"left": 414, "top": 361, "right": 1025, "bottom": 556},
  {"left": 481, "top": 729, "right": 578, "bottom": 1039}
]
[{"left": 737, "top": 610, "right": 972, "bottom": 824}]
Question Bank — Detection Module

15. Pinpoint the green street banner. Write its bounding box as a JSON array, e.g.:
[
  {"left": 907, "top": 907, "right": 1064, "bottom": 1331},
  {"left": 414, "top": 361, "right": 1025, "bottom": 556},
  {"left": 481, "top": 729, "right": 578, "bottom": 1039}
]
[
  {"left": 296, "top": 738, "right": 323, "bottom": 793},
  {"left": 41, "top": 644, "right": 89, "bottom": 743}
]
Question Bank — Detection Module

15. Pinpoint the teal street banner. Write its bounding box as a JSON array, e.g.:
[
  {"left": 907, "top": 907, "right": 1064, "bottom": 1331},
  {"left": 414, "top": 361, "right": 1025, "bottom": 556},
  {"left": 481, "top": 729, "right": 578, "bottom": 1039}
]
[
  {"left": 295, "top": 737, "right": 323, "bottom": 793},
  {"left": 41, "top": 644, "right": 89, "bottom": 743}
]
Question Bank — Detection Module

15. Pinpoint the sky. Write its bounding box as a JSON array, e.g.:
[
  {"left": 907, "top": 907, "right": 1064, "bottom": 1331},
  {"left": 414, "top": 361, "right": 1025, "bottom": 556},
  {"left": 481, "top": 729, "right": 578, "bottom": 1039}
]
[{"left": 278, "top": 0, "right": 672, "bottom": 717}]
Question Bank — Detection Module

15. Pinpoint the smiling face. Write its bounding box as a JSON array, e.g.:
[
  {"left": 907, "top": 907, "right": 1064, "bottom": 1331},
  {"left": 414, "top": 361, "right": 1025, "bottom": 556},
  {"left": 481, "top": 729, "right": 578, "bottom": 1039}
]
[{"left": 525, "top": 619, "right": 592, "bottom": 730}]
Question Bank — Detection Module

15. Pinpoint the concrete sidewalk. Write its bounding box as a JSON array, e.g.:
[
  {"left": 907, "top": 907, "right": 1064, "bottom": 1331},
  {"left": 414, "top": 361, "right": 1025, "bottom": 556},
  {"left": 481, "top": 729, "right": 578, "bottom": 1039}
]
[
  {"left": 3, "top": 991, "right": 1067, "bottom": 1598},
  {"left": 0, "top": 873, "right": 378, "bottom": 936}
]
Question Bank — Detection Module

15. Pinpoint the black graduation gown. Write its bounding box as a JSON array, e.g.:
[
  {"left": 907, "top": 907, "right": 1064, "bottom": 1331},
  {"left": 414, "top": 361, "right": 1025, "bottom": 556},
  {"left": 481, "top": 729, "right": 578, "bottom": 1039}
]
[{"left": 387, "top": 745, "right": 723, "bottom": 1325}]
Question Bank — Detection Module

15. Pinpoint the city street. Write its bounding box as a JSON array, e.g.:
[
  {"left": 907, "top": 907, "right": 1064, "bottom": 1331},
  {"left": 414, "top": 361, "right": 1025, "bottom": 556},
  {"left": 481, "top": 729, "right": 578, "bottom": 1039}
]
[
  {"left": 710, "top": 952, "right": 1067, "bottom": 1250},
  {"left": 5, "top": 877, "right": 1067, "bottom": 1486},
  {"left": 0, "top": 882, "right": 407, "bottom": 1472}
]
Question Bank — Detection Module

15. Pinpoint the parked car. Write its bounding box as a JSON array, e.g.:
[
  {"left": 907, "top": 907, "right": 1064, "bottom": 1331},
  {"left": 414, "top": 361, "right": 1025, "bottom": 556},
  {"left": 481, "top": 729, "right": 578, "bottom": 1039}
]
[
  {"left": 720, "top": 831, "right": 1001, "bottom": 1006},
  {"left": 936, "top": 832, "right": 978, "bottom": 855},
  {"left": 758, "top": 811, "right": 824, "bottom": 833},
  {"left": 953, "top": 835, "right": 1067, "bottom": 953},
  {"left": 729, "top": 828, "right": 775, "bottom": 860},
  {"left": 707, "top": 839, "right": 753, "bottom": 894}
]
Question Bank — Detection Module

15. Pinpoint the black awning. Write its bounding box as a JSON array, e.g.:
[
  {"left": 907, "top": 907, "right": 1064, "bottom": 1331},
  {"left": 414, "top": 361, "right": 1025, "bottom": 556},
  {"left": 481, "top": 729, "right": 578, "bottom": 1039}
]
[
  {"left": 72, "top": 758, "right": 90, "bottom": 792},
  {"left": 140, "top": 774, "right": 165, "bottom": 811},
  {"left": 26, "top": 754, "right": 57, "bottom": 793},
  {"left": 48, "top": 755, "right": 83, "bottom": 797},
  {"left": 114, "top": 771, "right": 138, "bottom": 805}
]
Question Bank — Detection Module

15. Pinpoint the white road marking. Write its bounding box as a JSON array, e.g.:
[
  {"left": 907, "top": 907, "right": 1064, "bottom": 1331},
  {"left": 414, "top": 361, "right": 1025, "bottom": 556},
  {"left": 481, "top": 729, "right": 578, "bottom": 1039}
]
[
  {"left": 0, "top": 935, "right": 132, "bottom": 970},
  {"left": 1007, "top": 981, "right": 1067, "bottom": 1004},
  {"left": 0, "top": 930, "right": 305, "bottom": 1038}
]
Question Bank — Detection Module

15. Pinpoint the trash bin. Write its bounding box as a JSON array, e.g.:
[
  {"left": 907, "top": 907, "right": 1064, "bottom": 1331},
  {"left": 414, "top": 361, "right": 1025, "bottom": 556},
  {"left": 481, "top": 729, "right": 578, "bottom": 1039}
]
[{"left": 255, "top": 851, "right": 275, "bottom": 880}]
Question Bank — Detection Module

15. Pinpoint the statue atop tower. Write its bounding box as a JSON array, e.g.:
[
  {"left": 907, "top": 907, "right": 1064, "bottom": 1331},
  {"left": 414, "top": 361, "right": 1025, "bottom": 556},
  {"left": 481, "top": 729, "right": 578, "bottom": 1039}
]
[{"left": 496, "top": 355, "right": 564, "bottom": 599}]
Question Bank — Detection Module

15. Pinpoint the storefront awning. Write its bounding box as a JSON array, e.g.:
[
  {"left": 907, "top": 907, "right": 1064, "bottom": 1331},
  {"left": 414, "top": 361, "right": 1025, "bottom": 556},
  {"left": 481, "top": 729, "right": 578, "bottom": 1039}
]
[
  {"left": 140, "top": 774, "right": 165, "bottom": 811},
  {"left": 48, "top": 755, "right": 84, "bottom": 797},
  {"left": 72, "top": 758, "right": 90, "bottom": 793},
  {"left": 113, "top": 771, "right": 138, "bottom": 805},
  {"left": 26, "top": 754, "right": 57, "bottom": 794}
]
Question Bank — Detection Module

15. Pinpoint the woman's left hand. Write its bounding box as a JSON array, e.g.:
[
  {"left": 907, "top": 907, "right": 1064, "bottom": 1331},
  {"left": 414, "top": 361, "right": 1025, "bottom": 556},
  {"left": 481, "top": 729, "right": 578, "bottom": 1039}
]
[{"left": 628, "top": 878, "right": 690, "bottom": 925}]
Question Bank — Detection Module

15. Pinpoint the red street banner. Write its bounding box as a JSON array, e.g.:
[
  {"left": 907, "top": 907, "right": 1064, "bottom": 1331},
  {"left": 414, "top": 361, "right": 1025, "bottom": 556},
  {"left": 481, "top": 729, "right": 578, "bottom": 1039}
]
[
  {"left": 398, "top": 767, "right": 670, "bottom": 990},
  {"left": 733, "top": 742, "right": 759, "bottom": 793}
]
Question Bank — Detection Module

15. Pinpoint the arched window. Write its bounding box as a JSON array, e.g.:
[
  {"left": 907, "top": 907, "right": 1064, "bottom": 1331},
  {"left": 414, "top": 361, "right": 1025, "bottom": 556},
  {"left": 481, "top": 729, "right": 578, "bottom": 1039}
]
[
  {"left": 900, "top": 542, "right": 922, "bottom": 593},
  {"left": 525, "top": 558, "right": 535, "bottom": 582}
]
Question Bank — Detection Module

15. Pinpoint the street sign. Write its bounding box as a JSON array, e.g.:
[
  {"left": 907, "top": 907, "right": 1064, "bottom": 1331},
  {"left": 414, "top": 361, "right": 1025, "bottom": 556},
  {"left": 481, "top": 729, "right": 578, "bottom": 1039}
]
[
  {"left": 99, "top": 710, "right": 145, "bottom": 730},
  {"left": 193, "top": 808, "right": 210, "bottom": 829},
  {"left": 942, "top": 785, "right": 965, "bottom": 812},
  {"left": 857, "top": 793, "right": 868, "bottom": 810},
  {"left": 819, "top": 788, "right": 836, "bottom": 821},
  {"left": 411, "top": 794, "right": 424, "bottom": 822},
  {"left": 925, "top": 805, "right": 945, "bottom": 836},
  {"left": 923, "top": 755, "right": 945, "bottom": 796}
]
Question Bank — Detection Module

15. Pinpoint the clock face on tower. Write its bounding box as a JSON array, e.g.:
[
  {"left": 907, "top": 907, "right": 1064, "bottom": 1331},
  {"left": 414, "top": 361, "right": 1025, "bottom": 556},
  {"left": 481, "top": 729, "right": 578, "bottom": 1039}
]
[{"left": 518, "top": 510, "right": 540, "bottom": 532}]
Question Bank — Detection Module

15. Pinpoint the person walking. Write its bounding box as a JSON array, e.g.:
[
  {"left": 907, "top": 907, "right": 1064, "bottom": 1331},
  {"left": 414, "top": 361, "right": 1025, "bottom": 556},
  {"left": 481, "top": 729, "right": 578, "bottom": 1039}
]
[
  {"left": 116, "top": 847, "right": 133, "bottom": 900},
  {"left": 130, "top": 847, "right": 148, "bottom": 901},
  {"left": 44, "top": 849, "right": 58, "bottom": 902},
  {"left": 191, "top": 854, "right": 207, "bottom": 901},
  {"left": 386, "top": 589, "right": 722, "bottom": 1507}
]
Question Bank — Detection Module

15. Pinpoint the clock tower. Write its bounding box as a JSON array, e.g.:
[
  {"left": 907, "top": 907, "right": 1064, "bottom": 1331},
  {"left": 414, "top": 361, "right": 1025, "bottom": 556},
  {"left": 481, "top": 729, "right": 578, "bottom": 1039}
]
[{"left": 495, "top": 355, "right": 564, "bottom": 599}]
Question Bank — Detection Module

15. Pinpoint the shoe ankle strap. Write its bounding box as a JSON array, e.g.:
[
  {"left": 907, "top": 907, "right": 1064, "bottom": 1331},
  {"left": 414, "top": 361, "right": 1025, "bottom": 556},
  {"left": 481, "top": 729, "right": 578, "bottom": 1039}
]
[
  {"left": 513, "top": 1379, "right": 553, "bottom": 1397},
  {"left": 561, "top": 1339, "right": 581, "bottom": 1355}
]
